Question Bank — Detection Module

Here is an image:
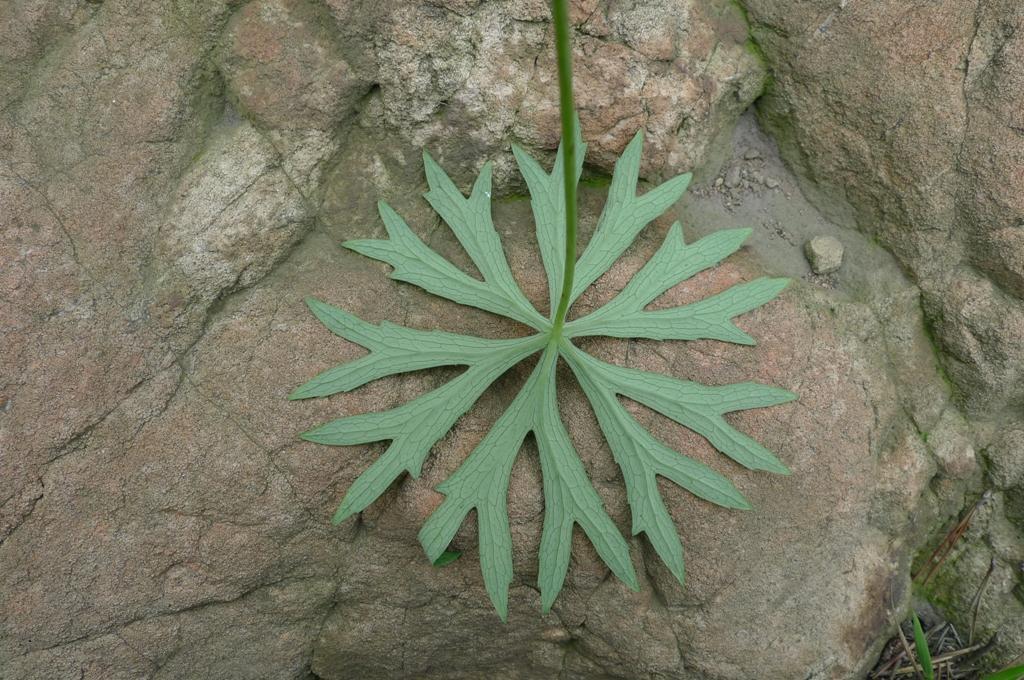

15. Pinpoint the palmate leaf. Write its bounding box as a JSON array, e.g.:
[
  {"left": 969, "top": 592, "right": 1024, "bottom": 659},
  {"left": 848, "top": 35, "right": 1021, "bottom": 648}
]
[{"left": 292, "top": 129, "right": 796, "bottom": 617}]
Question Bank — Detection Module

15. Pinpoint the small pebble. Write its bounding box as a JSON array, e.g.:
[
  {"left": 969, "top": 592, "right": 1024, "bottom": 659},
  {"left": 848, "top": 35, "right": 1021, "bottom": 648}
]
[
  {"left": 714, "top": 177, "right": 724, "bottom": 187},
  {"left": 743, "top": 148, "right": 761, "bottom": 160},
  {"left": 541, "top": 627, "right": 573, "bottom": 643},
  {"left": 804, "top": 236, "right": 844, "bottom": 274},
  {"left": 765, "top": 177, "right": 780, "bottom": 189},
  {"left": 724, "top": 166, "right": 742, "bottom": 188}
]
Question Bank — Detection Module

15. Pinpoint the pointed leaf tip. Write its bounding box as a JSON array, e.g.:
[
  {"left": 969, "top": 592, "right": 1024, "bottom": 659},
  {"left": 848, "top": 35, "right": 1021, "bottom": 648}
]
[
  {"left": 767, "top": 458, "right": 792, "bottom": 475},
  {"left": 331, "top": 505, "right": 351, "bottom": 526},
  {"left": 734, "top": 332, "right": 757, "bottom": 346},
  {"left": 432, "top": 550, "right": 462, "bottom": 567},
  {"left": 299, "top": 429, "right": 322, "bottom": 443},
  {"left": 304, "top": 296, "right": 333, "bottom": 320}
]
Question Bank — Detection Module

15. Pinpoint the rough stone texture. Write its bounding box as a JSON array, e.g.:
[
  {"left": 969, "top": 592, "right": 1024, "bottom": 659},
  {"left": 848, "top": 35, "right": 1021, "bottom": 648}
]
[
  {"left": 804, "top": 236, "right": 844, "bottom": 274},
  {"left": 336, "top": 0, "right": 770, "bottom": 188},
  {"left": 746, "top": 0, "right": 1024, "bottom": 418},
  {"left": 0, "top": 0, "right": 1006, "bottom": 678},
  {"left": 987, "top": 429, "right": 1024, "bottom": 491},
  {"left": 743, "top": 0, "right": 1024, "bottom": 666}
]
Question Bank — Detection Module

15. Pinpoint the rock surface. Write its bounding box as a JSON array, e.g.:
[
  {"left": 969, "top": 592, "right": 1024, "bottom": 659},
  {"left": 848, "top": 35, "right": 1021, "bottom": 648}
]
[
  {"left": 747, "top": 0, "right": 1024, "bottom": 418},
  {"left": 744, "top": 0, "right": 1024, "bottom": 664},
  {"left": 1, "top": 118, "right": 952, "bottom": 677},
  {"left": 0, "top": 0, "right": 1014, "bottom": 678}
]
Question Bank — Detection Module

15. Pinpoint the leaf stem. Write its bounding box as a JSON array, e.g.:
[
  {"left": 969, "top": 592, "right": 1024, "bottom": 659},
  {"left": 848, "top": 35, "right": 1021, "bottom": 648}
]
[{"left": 550, "top": 0, "right": 577, "bottom": 335}]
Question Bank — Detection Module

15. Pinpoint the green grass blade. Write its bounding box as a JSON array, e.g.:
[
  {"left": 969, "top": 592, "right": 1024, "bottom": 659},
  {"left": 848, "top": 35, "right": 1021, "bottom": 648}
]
[
  {"left": 912, "top": 613, "right": 934, "bottom": 680},
  {"left": 983, "top": 665, "right": 1024, "bottom": 680}
]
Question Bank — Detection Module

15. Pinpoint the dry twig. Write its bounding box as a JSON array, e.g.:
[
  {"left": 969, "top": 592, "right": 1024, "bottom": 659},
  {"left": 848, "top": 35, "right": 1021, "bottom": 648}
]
[{"left": 914, "top": 491, "right": 992, "bottom": 586}]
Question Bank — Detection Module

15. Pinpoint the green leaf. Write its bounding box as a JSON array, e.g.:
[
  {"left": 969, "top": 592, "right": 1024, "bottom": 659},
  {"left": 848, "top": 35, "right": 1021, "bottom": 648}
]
[
  {"left": 570, "top": 131, "right": 692, "bottom": 304},
  {"left": 417, "top": 356, "right": 539, "bottom": 621},
  {"left": 293, "top": 129, "right": 795, "bottom": 618},
  {"left": 567, "top": 243, "right": 790, "bottom": 343},
  {"left": 569, "top": 222, "right": 750, "bottom": 326},
  {"left": 291, "top": 297, "right": 546, "bottom": 400},
  {"left": 512, "top": 117, "right": 586, "bottom": 313},
  {"left": 567, "top": 349, "right": 795, "bottom": 473},
  {"left": 432, "top": 550, "right": 462, "bottom": 567},
  {"left": 345, "top": 199, "right": 548, "bottom": 330},
  {"left": 532, "top": 345, "right": 639, "bottom": 611},
  {"left": 303, "top": 333, "right": 547, "bottom": 524},
  {"left": 911, "top": 613, "right": 935, "bottom": 680},
  {"left": 561, "top": 341, "right": 758, "bottom": 584},
  {"left": 984, "top": 665, "right": 1024, "bottom": 680},
  {"left": 580, "top": 277, "right": 789, "bottom": 344},
  {"left": 422, "top": 153, "right": 540, "bottom": 323},
  {"left": 418, "top": 346, "right": 636, "bottom": 619}
]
